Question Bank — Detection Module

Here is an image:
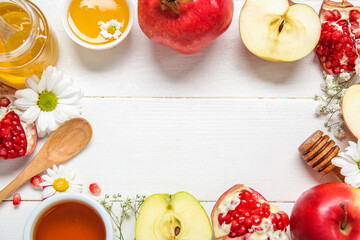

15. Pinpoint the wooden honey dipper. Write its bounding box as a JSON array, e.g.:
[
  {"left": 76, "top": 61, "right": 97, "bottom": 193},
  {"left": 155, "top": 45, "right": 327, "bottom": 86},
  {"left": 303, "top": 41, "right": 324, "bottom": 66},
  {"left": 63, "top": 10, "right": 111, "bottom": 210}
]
[{"left": 298, "top": 130, "right": 345, "bottom": 182}]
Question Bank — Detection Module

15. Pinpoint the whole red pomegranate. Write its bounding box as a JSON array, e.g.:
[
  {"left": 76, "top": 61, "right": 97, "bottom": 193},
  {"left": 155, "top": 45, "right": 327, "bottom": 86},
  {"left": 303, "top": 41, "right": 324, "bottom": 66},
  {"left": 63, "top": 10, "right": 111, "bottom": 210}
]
[
  {"left": 316, "top": 0, "right": 360, "bottom": 74},
  {"left": 211, "top": 185, "right": 289, "bottom": 239},
  {"left": 0, "top": 83, "right": 37, "bottom": 160},
  {"left": 138, "top": 0, "right": 234, "bottom": 54}
]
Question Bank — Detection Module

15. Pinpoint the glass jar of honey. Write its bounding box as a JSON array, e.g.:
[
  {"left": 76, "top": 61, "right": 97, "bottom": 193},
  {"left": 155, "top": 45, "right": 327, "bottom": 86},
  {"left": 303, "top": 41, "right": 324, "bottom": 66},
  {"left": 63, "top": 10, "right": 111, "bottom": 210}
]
[{"left": 0, "top": 0, "right": 58, "bottom": 89}]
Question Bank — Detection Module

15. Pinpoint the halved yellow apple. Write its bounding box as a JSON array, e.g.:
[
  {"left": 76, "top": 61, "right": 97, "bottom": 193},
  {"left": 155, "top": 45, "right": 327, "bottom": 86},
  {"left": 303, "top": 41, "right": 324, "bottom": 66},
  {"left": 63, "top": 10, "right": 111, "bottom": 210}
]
[
  {"left": 239, "top": 0, "right": 321, "bottom": 62},
  {"left": 342, "top": 84, "right": 360, "bottom": 139},
  {"left": 135, "top": 192, "right": 212, "bottom": 240}
]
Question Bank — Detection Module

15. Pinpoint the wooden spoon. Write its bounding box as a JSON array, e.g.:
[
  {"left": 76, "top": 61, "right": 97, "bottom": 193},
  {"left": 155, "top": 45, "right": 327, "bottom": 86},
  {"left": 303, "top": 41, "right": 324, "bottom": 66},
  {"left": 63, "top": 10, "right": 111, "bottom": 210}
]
[
  {"left": 0, "top": 118, "right": 93, "bottom": 203},
  {"left": 0, "top": 16, "right": 17, "bottom": 44}
]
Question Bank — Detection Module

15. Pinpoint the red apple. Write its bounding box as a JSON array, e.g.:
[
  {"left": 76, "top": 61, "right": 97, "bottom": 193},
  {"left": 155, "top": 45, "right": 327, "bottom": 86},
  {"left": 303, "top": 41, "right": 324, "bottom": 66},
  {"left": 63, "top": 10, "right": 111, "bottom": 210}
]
[
  {"left": 290, "top": 182, "right": 360, "bottom": 240},
  {"left": 138, "top": 0, "right": 234, "bottom": 54}
]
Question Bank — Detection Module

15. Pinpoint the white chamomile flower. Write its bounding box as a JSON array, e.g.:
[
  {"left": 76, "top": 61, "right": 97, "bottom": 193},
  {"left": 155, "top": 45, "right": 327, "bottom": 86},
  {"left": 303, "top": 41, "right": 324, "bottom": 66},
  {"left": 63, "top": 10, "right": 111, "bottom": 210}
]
[
  {"left": 332, "top": 140, "right": 360, "bottom": 187},
  {"left": 39, "top": 165, "right": 82, "bottom": 199},
  {"left": 14, "top": 66, "right": 83, "bottom": 138},
  {"left": 99, "top": 19, "right": 123, "bottom": 40}
]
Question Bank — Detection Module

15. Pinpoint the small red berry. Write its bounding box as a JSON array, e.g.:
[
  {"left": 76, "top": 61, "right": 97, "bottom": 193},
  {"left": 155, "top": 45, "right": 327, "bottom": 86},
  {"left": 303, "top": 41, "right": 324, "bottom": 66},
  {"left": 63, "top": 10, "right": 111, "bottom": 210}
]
[
  {"left": 30, "top": 176, "right": 42, "bottom": 188},
  {"left": 89, "top": 183, "right": 101, "bottom": 194},
  {"left": 13, "top": 193, "right": 21, "bottom": 206}
]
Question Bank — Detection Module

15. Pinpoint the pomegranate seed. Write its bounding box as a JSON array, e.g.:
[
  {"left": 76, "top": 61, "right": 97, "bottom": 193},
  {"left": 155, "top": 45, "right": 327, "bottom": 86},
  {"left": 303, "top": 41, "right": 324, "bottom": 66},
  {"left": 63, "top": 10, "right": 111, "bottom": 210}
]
[
  {"left": 332, "top": 60, "right": 339, "bottom": 67},
  {"left": 316, "top": 46, "right": 324, "bottom": 56},
  {"left": 278, "top": 222, "right": 284, "bottom": 230},
  {"left": 89, "top": 183, "right": 101, "bottom": 194},
  {"left": 350, "top": 10, "right": 360, "bottom": 21},
  {"left": 13, "top": 193, "right": 21, "bottom": 205},
  {"left": 334, "top": 51, "right": 343, "bottom": 60},
  {"left": 3, "top": 118, "right": 10, "bottom": 125},
  {"left": 338, "top": 19, "right": 348, "bottom": 26},
  {"left": 325, "top": 61, "right": 332, "bottom": 69},
  {"left": 231, "top": 220, "right": 240, "bottom": 231},
  {"left": 245, "top": 218, "right": 252, "bottom": 227},
  {"left": 237, "top": 226, "right": 247, "bottom": 235},
  {"left": 229, "top": 232, "right": 236, "bottom": 238},
  {"left": 30, "top": 176, "right": 42, "bottom": 188},
  {"left": 238, "top": 216, "right": 245, "bottom": 224},
  {"left": 333, "top": 66, "right": 341, "bottom": 74},
  {"left": 225, "top": 215, "right": 232, "bottom": 224},
  {"left": 339, "top": 36, "right": 349, "bottom": 44},
  {"left": 0, "top": 97, "right": 10, "bottom": 108},
  {"left": 322, "top": 22, "right": 331, "bottom": 30},
  {"left": 324, "top": 10, "right": 335, "bottom": 21},
  {"left": 351, "top": 20, "right": 359, "bottom": 27},
  {"left": 251, "top": 215, "right": 262, "bottom": 226},
  {"left": 332, "top": 31, "right": 341, "bottom": 41},
  {"left": 233, "top": 211, "right": 241, "bottom": 218}
]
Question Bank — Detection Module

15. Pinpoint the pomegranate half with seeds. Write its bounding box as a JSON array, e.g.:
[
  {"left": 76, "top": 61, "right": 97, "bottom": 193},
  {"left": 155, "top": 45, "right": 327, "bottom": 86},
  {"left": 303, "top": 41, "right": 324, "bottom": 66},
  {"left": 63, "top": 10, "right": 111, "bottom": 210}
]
[
  {"left": 211, "top": 185, "right": 289, "bottom": 240},
  {"left": 316, "top": 0, "right": 360, "bottom": 74},
  {"left": 0, "top": 83, "right": 37, "bottom": 160}
]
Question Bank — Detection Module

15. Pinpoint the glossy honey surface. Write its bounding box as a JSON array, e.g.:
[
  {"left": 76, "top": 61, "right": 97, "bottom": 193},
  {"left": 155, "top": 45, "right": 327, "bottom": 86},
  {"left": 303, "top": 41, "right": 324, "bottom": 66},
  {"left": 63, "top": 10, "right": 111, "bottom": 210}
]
[
  {"left": 68, "top": 0, "right": 130, "bottom": 45},
  {"left": 33, "top": 201, "right": 106, "bottom": 240}
]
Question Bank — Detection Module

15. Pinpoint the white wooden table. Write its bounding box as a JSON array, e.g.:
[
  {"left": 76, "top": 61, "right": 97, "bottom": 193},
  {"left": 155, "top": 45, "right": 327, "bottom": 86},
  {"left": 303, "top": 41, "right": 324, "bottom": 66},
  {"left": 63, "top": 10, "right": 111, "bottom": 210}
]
[{"left": 0, "top": 0, "right": 355, "bottom": 239}]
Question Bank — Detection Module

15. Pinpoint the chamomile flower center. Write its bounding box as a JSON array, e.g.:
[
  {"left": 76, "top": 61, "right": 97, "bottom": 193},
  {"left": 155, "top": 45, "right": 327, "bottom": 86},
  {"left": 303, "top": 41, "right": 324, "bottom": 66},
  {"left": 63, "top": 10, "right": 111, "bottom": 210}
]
[
  {"left": 358, "top": 161, "right": 360, "bottom": 170},
  {"left": 37, "top": 91, "right": 58, "bottom": 112},
  {"left": 53, "top": 178, "right": 69, "bottom": 192},
  {"left": 107, "top": 25, "right": 116, "bottom": 35}
]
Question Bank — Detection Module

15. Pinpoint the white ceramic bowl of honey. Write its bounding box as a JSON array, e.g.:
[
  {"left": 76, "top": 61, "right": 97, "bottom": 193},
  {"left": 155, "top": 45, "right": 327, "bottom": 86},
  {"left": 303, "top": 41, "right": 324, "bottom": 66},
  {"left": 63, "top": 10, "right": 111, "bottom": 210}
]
[
  {"left": 23, "top": 193, "right": 113, "bottom": 240},
  {"left": 62, "top": 0, "right": 134, "bottom": 50}
]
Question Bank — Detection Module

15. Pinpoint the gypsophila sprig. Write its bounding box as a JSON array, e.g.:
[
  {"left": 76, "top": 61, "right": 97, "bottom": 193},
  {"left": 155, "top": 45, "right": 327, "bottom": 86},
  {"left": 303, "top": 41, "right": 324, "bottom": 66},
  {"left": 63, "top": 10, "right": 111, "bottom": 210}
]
[
  {"left": 314, "top": 71, "right": 357, "bottom": 139},
  {"left": 100, "top": 194, "right": 146, "bottom": 240}
]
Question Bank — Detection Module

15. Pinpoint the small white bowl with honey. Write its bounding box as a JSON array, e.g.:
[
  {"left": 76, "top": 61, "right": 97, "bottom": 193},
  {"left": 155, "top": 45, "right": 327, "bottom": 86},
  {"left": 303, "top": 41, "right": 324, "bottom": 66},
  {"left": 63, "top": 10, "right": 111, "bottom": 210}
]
[{"left": 62, "top": 0, "right": 134, "bottom": 50}]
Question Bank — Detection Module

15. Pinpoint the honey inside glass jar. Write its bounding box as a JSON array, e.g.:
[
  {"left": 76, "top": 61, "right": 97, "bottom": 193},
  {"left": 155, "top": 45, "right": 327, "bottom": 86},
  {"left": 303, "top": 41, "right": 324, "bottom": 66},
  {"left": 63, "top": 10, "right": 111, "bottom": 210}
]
[{"left": 0, "top": 0, "right": 58, "bottom": 89}]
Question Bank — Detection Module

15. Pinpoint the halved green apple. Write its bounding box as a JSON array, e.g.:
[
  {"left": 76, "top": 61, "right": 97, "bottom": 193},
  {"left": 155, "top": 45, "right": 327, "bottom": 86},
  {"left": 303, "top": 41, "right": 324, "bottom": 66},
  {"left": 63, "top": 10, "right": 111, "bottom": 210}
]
[
  {"left": 135, "top": 192, "right": 212, "bottom": 240},
  {"left": 239, "top": 0, "right": 321, "bottom": 62}
]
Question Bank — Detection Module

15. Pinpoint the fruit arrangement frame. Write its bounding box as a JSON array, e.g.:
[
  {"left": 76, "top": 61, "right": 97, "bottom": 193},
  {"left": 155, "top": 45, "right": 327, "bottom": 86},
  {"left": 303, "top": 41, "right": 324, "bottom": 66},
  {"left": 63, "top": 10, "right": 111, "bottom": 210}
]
[{"left": 1, "top": 0, "right": 360, "bottom": 239}]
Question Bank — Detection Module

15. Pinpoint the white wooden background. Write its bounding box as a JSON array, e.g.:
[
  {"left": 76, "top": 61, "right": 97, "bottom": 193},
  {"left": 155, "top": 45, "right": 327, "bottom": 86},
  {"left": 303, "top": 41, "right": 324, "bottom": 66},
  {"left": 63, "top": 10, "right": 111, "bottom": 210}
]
[{"left": 0, "top": 0, "right": 356, "bottom": 239}]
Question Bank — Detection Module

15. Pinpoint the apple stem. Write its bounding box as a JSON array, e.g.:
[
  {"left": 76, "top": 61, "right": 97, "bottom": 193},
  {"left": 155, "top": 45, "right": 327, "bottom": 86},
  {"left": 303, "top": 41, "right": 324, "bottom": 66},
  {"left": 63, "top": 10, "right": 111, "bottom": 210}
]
[{"left": 340, "top": 204, "right": 348, "bottom": 230}]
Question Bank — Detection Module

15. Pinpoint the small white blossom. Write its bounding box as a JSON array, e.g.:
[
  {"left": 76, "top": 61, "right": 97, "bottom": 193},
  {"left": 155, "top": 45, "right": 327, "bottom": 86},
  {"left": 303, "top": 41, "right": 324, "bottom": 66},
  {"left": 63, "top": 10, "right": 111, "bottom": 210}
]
[
  {"left": 326, "top": 74, "right": 334, "bottom": 83},
  {"left": 332, "top": 103, "right": 342, "bottom": 111},
  {"left": 334, "top": 127, "right": 346, "bottom": 139},
  {"left": 327, "top": 89, "right": 337, "bottom": 97},
  {"left": 340, "top": 72, "right": 351, "bottom": 80},
  {"left": 320, "top": 82, "right": 327, "bottom": 91}
]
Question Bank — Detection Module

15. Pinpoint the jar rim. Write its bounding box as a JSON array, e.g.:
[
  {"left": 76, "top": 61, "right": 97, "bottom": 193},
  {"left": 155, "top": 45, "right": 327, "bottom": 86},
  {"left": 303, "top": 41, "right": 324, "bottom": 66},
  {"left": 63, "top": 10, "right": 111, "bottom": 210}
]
[{"left": 0, "top": 0, "right": 40, "bottom": 62}]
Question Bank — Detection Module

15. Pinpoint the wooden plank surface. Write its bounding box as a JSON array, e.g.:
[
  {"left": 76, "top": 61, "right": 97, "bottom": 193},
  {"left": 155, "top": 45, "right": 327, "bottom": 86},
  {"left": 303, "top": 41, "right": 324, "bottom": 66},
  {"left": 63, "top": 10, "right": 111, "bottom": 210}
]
[{"left": 0, "top": 0, "right": 354, "bottom": 239}]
